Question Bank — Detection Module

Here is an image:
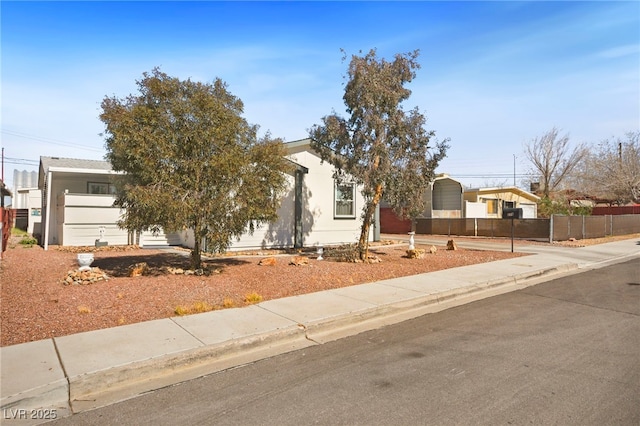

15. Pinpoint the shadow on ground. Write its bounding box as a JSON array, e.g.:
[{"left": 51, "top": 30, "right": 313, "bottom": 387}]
[{"left": 92, "top": 253, "right": 250, "bottom": 277}]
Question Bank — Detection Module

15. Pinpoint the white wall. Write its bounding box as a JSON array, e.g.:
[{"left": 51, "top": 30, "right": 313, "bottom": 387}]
[
  {"left": 520, "top": 203, "right": 537, "bottom": 219},
  {"left": 465, "top": 201, "right": 488, "bottom": 218},
  {"left": 56, "top": 193, "right": 129, "bottom": 246},
  {"left": 27, "top": 189, "right": 42, "bottom": 235}
]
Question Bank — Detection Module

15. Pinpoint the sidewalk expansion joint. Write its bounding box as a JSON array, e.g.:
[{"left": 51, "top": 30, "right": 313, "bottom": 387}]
[
  {"left": 169, "top": 317, "right": 206, "bottom": 346},
  {"left": 51, "top": 337, "right": 72, "bottom": 412}
]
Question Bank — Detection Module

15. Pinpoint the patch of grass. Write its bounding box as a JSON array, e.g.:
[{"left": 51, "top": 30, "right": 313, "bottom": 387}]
[
  {"left": 244, "top": 292, "right": 263, "bottom": 305},
  {"left": 11, "top": 228, "right": 28, "bottom": 237},
  {"left": 174, "top": 301, "right": 214, "bottom": 316},
  {"left": 77, "top": 305, "right": 91, "bottom": 314},
  {"left": 222, "top": 298, "right": 235, "bottom": 308},
  {"left": 191, "top": 301, "right": 213, "bottom": 313}
]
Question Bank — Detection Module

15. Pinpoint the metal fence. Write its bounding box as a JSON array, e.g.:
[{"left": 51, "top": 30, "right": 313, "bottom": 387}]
[{"left": 413, "top": 214, "right": 640, "bottom": 242}]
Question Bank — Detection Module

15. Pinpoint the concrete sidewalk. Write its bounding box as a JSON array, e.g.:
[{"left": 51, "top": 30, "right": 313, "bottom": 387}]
[{"left": 2, "top": 237, "right": 638, "bottom": 424}]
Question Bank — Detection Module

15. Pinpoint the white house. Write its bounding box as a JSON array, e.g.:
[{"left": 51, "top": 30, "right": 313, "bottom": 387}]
[
  {"left": 38, "top": 139, "right": 370, "bottom": 251},
  {"left": 175, "top": 138, "right": 371, "bottom": 250}
]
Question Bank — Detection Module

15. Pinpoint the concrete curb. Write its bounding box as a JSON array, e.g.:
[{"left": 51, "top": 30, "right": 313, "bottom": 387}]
[{"left": 66, "top": 323, "right": 313, "bottom": 412}]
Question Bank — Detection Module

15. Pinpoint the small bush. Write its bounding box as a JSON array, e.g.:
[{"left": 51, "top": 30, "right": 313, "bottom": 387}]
[
  {"left": 19, "top": 235, "right": 38, "bottom": 246},
  {"left": 77, "top": 306, "right": 91, "bottom": 314},
  {"left": 174, "top": 305, "right": 189, "bottom": 316},
  {"left": 244, "top": 292, "right": 263, "bottom": 304},
  {"left": 222, "top": 298, "right": 235, "bottom": 308}
]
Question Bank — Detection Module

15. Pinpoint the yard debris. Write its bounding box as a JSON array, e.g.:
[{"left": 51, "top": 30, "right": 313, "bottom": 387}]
[
  {"left": 258, "top": 257, "right": 277, "bottom": 266},
  {"left": 289, "top": 256, "right": 309, "bottom": 266},
  {"left": 446, "top": 239, "right": 458, "bottom": 251},
  {"left": 429, "top": 245, "right": 437, "bottom": 254},
  {"left": 61, "top": 268, "right": 109, "bottom": 285}
]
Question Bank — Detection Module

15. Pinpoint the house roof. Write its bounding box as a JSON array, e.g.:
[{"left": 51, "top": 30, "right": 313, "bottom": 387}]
[
  {"left": 464, "top": 186, "right": 540, "bottom": 201},
  {"left": 39, "top": 156, "right": 113, "bottom": 173},
  {"left": 1, "top": 179, "right": 12, "bottom": 197},
  {"left": 39, "top": 156, "right": 117, "bottom": 190}
]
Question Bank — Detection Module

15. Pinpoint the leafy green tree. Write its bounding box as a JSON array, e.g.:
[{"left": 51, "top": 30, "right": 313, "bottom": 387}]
[
  {"left": 100, "top": 68, "right": 291, "bottom": 269},
  {"left": 310, "top": 49, "right": 449, "bottom": 260}
]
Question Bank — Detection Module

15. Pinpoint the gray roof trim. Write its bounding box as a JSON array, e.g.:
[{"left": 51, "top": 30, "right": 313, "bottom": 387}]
[{"left": 39, "top": 156, "right": 113, "bottom": 173}]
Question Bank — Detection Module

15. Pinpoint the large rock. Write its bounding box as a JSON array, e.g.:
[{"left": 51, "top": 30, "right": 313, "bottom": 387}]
[
  {"left": 446, "top": 239, "right": 458, "bottom": 251},
  {"left": 289, "top": 256, "right": 309, "bottom": 266},
  {"left": 128, "top": 262, "right": 149, "bottom": 277},
  {"left": 406, "top": 249, "right": 426, "bottom": 259},
  {"left": 258, "top": 257, "right": 277, "bottom": 266}
]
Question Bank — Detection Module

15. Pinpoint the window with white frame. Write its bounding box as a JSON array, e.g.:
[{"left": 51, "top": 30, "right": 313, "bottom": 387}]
[
  {"left": 88, "top": 182, "right": 116, "bottom": 195},
  {"left": 334, "top": 182, "right": 356, "bottom": 218}
]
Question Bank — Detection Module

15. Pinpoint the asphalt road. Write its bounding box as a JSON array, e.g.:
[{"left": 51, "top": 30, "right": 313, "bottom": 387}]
[{"left": 52, "top": 259, "right": 640, "bottom": 426}]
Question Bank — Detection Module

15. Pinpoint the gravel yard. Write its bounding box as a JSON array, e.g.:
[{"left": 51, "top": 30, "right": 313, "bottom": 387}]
[{"left": 2, "top": 233, "right": 633, "bottom": 347}]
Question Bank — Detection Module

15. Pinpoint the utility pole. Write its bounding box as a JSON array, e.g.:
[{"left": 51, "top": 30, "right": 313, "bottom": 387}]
[{"left": 513, "top": 154, "right": 516, "bottom": 187}]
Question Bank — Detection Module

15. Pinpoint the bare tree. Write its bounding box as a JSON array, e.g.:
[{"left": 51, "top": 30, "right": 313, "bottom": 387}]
[
  {"left": 523, "top": 127, "right": 587, "bottom": 198},
  {"left": 574, "top": 131, "right": 640, "bottom": 204}
]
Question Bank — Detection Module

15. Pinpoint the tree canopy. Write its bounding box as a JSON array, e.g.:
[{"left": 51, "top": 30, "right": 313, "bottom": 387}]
[
  {"left": 523, "top": 127, "right": 587, "bottom": 198},
  {"left": 100, "top": 68, "right": 291, "bottom": 269},
  {"left": 309, "top": 49, "right": 449, "bottom": 260},
  {"left": 574, "top": 131, "right": 640, "bottom": 204}
]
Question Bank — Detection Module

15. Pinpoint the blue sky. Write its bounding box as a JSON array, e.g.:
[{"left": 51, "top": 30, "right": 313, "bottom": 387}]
[{"left": 2, "top": 1, "right": 639, "bottom": 191}]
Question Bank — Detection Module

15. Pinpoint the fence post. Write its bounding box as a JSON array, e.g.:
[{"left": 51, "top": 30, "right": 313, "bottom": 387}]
[
  {"left": 609, "top": 215, "right": 613, "bottom": 236},
  {"left": 582, "top": 215, "right": 586, "bottom": 240},
  {"left": 474, "top": 218, "right": 478, "bottom": 237},
  {"left": 549, "top": 215, "right": 554, "bottom": 243}
]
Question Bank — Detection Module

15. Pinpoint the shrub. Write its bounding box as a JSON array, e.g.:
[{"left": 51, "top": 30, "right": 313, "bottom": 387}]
[
  {"left": 19, "top": 235, "right": 38, "bottom": 246},
  {"left": 244, "top": 292, "right": 263, "bottom": 304}
]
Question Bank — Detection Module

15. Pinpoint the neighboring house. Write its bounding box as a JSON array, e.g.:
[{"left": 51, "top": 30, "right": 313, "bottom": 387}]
[
  {"left": 39, "top": 156, "right": 131, "bottom": 249},
  {"left": 421, "top": 174, "right": 464, "bottom": 218},
  {"left": 463, "top": 186, "right": 539, "bottom": 218},
  {"left": 380, "top": 174, "right": 463, "bottom": 233},
  {"left": 38, "top": 139, "right": 370, "bottom": 251}
]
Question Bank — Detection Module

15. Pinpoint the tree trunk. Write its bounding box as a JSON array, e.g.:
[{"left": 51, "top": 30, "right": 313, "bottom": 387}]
[
  {"left": 191, "top": 220, "right": 202, "bottom": 270},
  {"left": 357, "top": 183, "right": 383, "bottom": 261}
]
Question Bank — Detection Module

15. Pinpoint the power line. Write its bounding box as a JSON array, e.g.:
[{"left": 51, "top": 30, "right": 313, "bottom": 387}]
[{"left": 2, "top": 130, "right": 104, "bottom": 153}]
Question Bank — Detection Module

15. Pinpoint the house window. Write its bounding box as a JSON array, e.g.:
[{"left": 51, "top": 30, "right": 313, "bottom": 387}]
[
  {"left": 88, "top": 182, "right": 116, "bottom": 195},
  {"left": 335, "top": 182, "right": 356, "bottom": 218},
  {"left": 484, "top": 199, "right": 498, "bottom": 215},
  {"left": 503, "top": 201, "right": 515, "bottom": 209}
]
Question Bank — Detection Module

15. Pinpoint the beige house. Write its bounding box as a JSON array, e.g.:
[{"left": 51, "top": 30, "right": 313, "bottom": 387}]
[{"left": 463, "top": 186, "right": 540, "bottom": 218}]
